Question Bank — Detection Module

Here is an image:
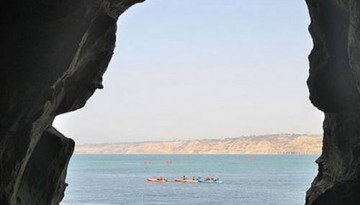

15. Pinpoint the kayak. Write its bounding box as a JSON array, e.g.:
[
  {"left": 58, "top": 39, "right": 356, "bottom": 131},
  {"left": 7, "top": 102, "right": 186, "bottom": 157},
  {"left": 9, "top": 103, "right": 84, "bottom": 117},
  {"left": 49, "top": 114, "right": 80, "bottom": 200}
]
[
  {"left": 198, "top": 179, "right": 223, "bottom": 184},
  {"left": 146, "top": 178, "right": 168, "bottom": 182},
  {"left": 197, "top": 177, "right": 223, "bottom": 184},
  {"left": 174, "top": 178, "right": 198, "bottom": 183}
]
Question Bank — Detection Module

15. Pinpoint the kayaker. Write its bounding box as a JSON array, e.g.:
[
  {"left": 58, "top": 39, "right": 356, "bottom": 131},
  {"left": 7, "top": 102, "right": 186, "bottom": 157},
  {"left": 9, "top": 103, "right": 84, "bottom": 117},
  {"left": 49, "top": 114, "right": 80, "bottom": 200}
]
[{"left": 182, "top": 176, "right": 186, "bottom": 180}]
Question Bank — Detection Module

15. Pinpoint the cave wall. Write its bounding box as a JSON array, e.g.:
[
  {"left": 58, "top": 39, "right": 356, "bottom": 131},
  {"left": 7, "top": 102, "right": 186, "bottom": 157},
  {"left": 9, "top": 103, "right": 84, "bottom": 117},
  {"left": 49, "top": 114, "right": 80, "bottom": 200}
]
[
  {"left": 306, "top": 0, "right": 360, "bottom": 204},
  {"left": 0, "top": 0, "right": 143, "bottom": 204}
]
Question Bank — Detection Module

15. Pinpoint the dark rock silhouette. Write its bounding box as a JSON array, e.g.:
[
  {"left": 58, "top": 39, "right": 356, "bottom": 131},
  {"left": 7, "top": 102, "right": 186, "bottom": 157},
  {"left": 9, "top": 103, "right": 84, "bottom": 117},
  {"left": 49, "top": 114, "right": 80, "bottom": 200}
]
[
  {"left": 0, "top": 0, "right": 143, "bottom": 204},
  {"left": 306, "top": 0, "right": 360, "bottom": 204}
]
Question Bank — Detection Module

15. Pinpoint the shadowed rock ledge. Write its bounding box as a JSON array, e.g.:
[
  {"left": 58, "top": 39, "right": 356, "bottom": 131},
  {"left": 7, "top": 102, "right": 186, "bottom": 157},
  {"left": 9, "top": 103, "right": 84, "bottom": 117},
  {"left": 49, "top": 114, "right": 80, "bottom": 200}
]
[
  {"left": 0, "top": 0, "right": 143, "bottom": 204},
  {"left": 306, "top": 0, "right": 360, "bottom": 204}
]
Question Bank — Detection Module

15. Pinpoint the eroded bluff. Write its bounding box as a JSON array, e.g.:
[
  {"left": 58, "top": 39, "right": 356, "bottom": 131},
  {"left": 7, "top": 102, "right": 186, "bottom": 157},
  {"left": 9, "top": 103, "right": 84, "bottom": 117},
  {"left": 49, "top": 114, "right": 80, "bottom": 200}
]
[{"left": 0, "top": 0, "right": 143, "bottom": 204}]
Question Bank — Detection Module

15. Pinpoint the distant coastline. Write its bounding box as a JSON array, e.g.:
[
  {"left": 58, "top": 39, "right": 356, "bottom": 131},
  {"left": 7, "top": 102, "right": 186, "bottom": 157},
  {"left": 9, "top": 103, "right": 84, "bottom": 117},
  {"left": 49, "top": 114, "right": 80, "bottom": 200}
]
[{"left": 75, "top": 134, "right": 322, "bottom": 155}]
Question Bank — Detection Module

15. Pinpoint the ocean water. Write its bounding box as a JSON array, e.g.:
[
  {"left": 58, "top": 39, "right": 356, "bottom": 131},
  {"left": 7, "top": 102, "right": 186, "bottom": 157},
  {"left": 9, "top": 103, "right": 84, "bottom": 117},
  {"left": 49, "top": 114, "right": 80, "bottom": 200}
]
[{"left": 62, "top": 154, "right": 318, "bottom": 205}]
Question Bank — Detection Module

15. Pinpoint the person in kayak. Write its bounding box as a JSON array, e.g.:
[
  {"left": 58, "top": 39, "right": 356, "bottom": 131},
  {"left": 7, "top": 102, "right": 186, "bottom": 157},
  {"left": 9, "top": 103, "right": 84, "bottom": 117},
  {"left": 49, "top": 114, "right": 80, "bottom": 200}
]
[{"left": 182, "top": 176, "right": 186, "bottom": 180}]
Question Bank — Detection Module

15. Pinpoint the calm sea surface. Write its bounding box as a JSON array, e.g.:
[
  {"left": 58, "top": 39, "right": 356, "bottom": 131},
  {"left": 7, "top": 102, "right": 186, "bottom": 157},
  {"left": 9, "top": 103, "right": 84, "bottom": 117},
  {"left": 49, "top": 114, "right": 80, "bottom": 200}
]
[{"left": 62, "top": 154, "right": 318, "bottom": 205}]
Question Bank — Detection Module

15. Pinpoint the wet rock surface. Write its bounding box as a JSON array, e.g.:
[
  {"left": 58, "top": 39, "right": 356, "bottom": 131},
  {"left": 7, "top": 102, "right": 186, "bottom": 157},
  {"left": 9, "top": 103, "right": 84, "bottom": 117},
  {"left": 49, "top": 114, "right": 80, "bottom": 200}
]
[{"left": 0, "top": 0, "right": 143, "bottom": 204}]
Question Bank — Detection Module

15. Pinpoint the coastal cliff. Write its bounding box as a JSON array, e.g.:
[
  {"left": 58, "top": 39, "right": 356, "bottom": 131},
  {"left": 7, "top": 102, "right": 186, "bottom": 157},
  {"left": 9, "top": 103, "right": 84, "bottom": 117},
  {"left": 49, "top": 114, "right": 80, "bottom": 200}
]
[
  {"left": 76, "top": 134, "right": 322, "bottom": 154},
  {"left": 0, "top": 0, "right": 143, "bottom": 204}
]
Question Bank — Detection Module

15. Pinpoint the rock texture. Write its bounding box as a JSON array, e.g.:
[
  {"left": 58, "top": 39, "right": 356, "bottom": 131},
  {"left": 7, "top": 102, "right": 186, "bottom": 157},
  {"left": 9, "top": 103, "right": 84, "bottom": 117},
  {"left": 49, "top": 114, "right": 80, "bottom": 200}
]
[
  {"left": 306, "top": 0, "right": 360, "bottom": 204},
  {"left": 0, "top": 0, "right": 143, "bottom": 204},
  {"left": 75, "top": 134, "right": 322, "bottom": 154}
]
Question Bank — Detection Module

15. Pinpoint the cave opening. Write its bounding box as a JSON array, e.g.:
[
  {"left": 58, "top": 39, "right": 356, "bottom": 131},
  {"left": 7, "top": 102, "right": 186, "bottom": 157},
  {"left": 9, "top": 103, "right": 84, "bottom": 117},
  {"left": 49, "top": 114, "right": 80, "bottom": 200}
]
[
  {"left": 55, "top": 0, "right": 322, "bottom": 144},
  {"left": 52, "top": 0, "right": 323, "bottom": 204},
  {"left": 4, "top": 0, "right": 360, "bottom": 204}
]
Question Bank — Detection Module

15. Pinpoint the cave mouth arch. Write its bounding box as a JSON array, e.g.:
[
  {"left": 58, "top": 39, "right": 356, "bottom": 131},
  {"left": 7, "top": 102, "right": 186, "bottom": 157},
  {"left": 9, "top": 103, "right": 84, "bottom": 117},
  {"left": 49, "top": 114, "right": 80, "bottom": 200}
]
[
  {"left": 8, "top": 0, "right": 358, "bottom": 204},
  {"left": 54, "top": 0, "right": 321, "bottom": 145},
  {"left": 53, "top": 0, "right": 319, "bottom": 204}
]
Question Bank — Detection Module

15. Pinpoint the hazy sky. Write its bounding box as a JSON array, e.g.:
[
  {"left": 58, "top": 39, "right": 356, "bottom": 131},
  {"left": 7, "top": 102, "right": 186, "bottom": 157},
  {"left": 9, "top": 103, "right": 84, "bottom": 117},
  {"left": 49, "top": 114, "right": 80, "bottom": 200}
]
[{"left": 54, "top": 0, "right": 323, "bottom": 144}]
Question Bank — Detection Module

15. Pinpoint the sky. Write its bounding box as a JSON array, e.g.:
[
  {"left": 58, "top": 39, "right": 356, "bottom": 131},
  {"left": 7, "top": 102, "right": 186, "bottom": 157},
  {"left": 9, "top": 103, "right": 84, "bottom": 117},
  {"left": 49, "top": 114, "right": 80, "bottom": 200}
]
[{"left": 54, "top": 0, "right": 324, "bottom": 144}]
